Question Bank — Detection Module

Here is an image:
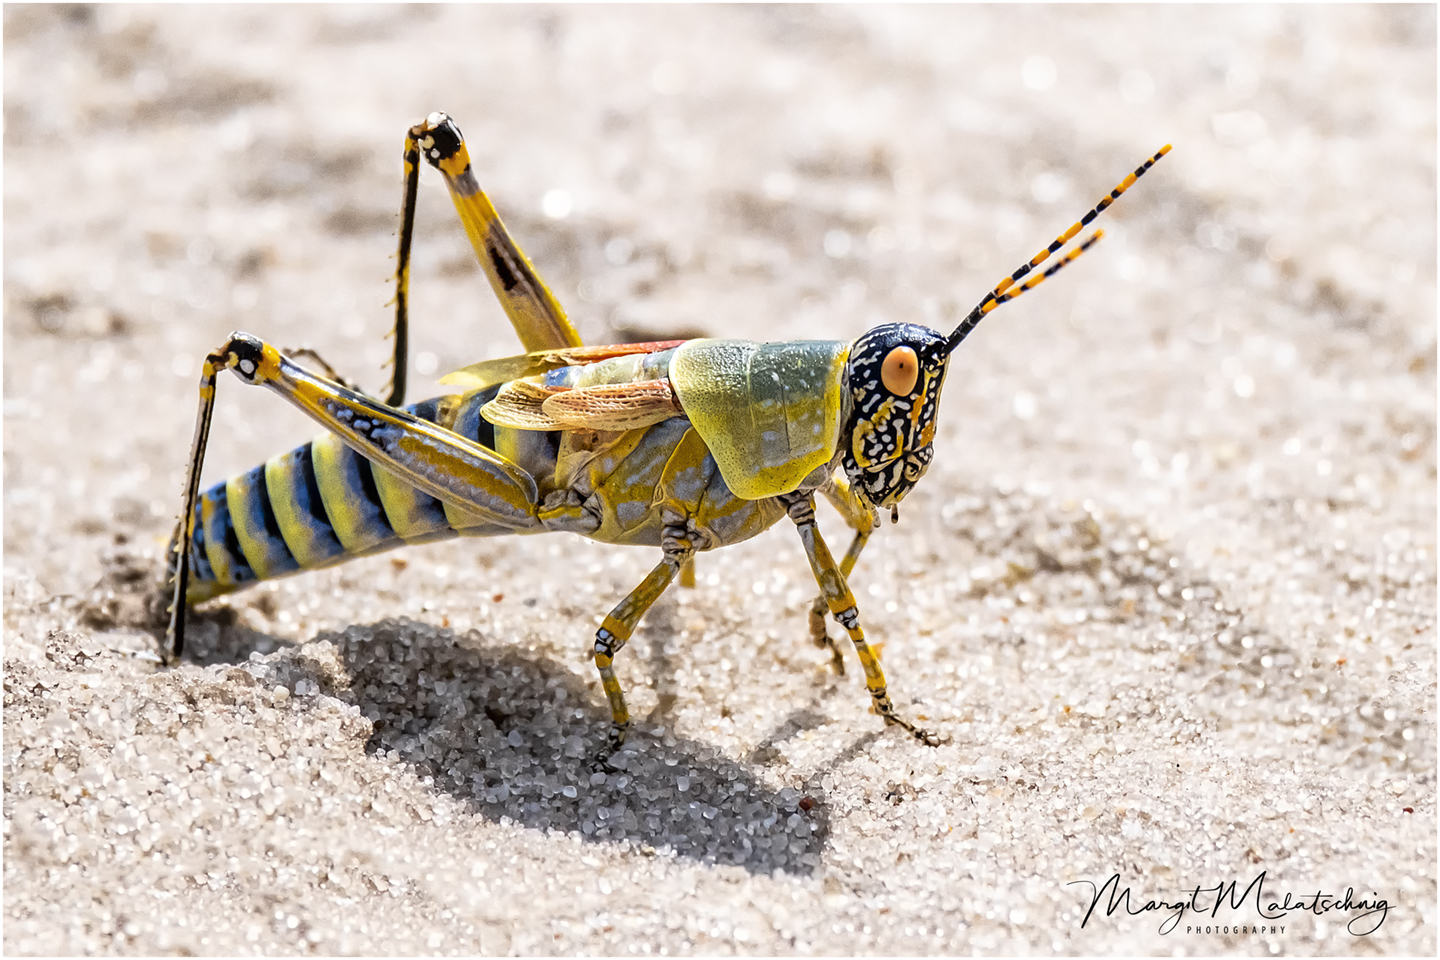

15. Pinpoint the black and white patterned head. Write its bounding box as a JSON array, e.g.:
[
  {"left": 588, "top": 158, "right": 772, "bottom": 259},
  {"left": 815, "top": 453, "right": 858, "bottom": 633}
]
[
  {"left": 836, "top": 146, "right": 1173, "bottom": 519},
  {"left": 841, "top": 323, "right": 951, "bottom": 513}
]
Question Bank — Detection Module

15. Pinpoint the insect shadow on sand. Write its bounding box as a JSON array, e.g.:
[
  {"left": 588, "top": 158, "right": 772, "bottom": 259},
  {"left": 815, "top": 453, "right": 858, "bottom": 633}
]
[{"left": 199, "top": 615, "right": 836, "bottom": 876}]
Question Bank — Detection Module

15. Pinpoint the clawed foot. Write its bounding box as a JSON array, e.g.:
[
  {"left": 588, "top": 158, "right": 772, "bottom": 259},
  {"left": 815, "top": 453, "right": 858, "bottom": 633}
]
[
  {"left": 587, "top": 723, "right": 628, "bottom": 772},
  {"left": 886, "top": 715, "right": 949, "bottom": 747},
  {"left": 876, "top": 696, "right": 949, "bottom": 747}
]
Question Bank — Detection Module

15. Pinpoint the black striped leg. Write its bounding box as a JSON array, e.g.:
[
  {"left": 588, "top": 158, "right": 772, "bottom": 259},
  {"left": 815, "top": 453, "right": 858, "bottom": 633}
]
[
  {"left": 806, "top": 525, "right": 872, "bottom": 676},
  {"left": 781, "top": 493, "right": 943, "bottom": 747},
  {"left": 592, "top": 527, "right": 696, "bottom": 765},
  {"left": 806, "top": 475, "right": 880, "bottom": 676},
  {"left": 166, "top": 333, "right": 543, "bottom": 660},
  {"left": 166, "top": 343, "right": 232, "bottom": 660},
  {"left": 389, "top": 112, "right": 586, "bottom": 405},
  {"left": 406, "top": 113, "right": 583, "bottom": 354},
  {"left": 388, "top": 120, "right": 428, "bottom": 407}
]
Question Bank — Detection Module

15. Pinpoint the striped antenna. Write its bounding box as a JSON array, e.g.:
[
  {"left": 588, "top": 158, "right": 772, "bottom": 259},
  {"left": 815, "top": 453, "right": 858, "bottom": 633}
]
[
  {"left": 946, "top": 144, "right": 1171, "bottom": 354},
  {"left": 986, "top": 229, "right": 1104, "bottom": 310}
]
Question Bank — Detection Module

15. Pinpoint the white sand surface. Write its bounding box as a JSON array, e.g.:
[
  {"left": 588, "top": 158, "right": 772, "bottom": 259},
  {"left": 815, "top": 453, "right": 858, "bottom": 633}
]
[{"left": 4, "top": 5, "right": 1434, "bottom": 955}]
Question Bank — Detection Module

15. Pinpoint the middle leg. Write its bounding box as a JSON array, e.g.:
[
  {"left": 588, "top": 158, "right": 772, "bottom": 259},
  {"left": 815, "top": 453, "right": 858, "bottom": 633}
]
[
  {"left": 592, "top": 518, "right": 697, "bottom": 760},
  {"left": 781, "top": 492, "right": 941, "bottom": 746}
]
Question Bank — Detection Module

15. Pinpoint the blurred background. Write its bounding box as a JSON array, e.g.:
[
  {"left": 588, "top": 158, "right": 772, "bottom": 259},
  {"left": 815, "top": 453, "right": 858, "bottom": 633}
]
[
  {"left": 4, "top": 5, "right": 1433, "bottom": 589},
  {"left": 4, "top": 5, "right": 1434, "bottom": 955}
]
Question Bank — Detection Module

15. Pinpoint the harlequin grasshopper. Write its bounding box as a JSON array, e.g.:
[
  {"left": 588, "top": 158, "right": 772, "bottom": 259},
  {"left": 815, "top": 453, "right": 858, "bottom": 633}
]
[{"left": 166, "top": 112, "right": 1169, "bottom": 757}]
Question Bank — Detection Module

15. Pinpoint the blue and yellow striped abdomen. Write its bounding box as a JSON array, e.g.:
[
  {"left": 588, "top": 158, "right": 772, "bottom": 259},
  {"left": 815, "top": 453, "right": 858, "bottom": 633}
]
[
  {"left": 177, "top": 388, "right": 545, "bottom": 603},
  {"left": 177, "top": 355, "right": 800, "bottom": 606}
]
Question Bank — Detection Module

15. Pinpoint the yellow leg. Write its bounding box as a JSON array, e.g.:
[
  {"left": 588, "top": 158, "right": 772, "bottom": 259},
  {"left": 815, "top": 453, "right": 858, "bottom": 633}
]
[
  {"left": 215, "top": 334, "right": 539, "bottom": 523},
  {"left": 167, "top": 333, "right": 545, "bottom": 660},
  {"left": 783, "top": 493, "right": 941, "bottom": 746},
  {"left": 593, "top": 524, "right": 696, "bottom": 759},
  {"left": 807, "top": 474, "right": 879, "bottom": 675},
  {"left": 389, "top": 112, "right": 586, "bottom": 406},
  {"left": 807, "top": 525, "right": 871, "bottom": 675},
  {"left": 407, "top": 113, "right": 582, "bottom": 354}
]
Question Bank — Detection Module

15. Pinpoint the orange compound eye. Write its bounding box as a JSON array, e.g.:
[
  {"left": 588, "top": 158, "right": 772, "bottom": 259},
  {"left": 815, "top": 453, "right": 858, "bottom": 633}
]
[{"left": 881, "top": 346, "right": 919, "bottom": 396}]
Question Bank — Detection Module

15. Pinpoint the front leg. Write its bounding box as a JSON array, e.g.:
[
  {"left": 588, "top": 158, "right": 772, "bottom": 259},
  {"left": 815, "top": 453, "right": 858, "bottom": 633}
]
[
  {"left": 781, "top": 492, "right": 942, "bottom": 746},
  {"left": 807, "top": 473, "right": 879, "bottom": 675}
]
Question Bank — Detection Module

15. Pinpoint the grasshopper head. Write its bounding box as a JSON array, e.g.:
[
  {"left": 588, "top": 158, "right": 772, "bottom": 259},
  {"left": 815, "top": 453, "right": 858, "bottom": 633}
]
[
  {"left": 841, "top": 323, "right": 951, "bottom": 514},
  {"left": 836, "top": 146, "right": 1173, "bottom": 520}
]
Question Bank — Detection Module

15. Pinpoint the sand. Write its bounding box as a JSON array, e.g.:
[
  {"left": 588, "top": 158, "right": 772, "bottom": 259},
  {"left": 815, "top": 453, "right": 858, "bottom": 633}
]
[{"left": 3, "top": 5, "right": 1434, "bottom": 955}]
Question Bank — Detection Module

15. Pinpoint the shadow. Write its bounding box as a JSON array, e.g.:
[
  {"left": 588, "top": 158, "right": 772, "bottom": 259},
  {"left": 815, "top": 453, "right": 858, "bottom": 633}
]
[
  {"left": 232, "top": 617, "right": 834, "bottom": 876},
  {"left": 743, "top": 707, "right": 832, "bottom": 766},
  {"left": 176, "top": 608, "right": 301, "bottom": 665},
  {"left": 74, "top": 544, "right": 304, "bottom": 666},
  {"left": 635, "top": 593, "right": 684, "bottom": 725}
]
